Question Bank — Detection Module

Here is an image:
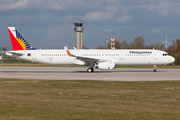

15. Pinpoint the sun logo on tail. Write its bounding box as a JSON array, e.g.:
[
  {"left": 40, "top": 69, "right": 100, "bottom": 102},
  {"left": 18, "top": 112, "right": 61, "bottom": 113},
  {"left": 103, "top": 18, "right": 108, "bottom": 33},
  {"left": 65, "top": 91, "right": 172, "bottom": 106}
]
[
  {"left": 15, "top": 29, "right": 35, "bottom": 50},
  {"left": 16, "top": 31, "right": 28, "bottom": 50}
]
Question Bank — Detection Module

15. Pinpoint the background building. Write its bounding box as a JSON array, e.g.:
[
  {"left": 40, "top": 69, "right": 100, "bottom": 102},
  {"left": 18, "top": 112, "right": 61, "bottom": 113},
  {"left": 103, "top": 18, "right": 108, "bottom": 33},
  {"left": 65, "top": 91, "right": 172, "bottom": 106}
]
[{"left": 74, "top": 22, "right": 83, "bottom": 49}]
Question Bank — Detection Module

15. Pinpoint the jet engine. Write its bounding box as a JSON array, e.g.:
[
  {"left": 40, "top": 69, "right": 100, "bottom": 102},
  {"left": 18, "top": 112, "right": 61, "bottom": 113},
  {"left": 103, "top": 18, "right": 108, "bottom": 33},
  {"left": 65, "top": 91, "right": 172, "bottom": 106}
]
[{"left": 95, "top": 62, "right": 116, "bottom": 70}]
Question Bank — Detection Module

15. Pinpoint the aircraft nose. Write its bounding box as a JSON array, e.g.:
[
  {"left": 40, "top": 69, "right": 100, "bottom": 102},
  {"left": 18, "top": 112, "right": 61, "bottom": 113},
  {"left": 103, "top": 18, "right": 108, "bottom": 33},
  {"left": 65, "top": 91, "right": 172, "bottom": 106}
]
[{"left": 170, "top": 56, "right": 175, "bottom": 63}]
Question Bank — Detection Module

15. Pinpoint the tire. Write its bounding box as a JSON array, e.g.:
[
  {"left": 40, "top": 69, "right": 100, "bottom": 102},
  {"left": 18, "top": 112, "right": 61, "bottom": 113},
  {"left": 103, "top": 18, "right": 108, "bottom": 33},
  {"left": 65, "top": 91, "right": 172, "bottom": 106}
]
[{"left": 91, "top": 67, "right": 94, "bottom": 72}]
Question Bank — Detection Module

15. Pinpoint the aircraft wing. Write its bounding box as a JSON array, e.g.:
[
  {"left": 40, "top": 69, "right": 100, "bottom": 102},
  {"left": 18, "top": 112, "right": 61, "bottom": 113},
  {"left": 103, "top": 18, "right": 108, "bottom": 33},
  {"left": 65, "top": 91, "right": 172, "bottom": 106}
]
[
  {"left": 64, "top": 46, "right": 112, "bottom": 65},
  {"left": 73, "top": 55, "right": 100, "bottom": 63}
]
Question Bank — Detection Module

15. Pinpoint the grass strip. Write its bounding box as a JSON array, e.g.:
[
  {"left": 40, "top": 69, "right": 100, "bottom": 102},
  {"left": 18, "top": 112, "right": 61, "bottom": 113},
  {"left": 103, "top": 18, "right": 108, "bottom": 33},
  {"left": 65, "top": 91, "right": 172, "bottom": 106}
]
[{"left": 0, "top": 78, "right": 180, "bottom": 120}]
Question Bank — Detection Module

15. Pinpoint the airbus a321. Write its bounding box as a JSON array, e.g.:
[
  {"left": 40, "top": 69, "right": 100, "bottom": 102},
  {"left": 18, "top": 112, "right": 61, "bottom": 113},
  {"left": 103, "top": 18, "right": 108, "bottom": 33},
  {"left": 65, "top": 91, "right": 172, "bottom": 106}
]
[{"left": 6, "top": 27, "right": 175, "bottom": 72}]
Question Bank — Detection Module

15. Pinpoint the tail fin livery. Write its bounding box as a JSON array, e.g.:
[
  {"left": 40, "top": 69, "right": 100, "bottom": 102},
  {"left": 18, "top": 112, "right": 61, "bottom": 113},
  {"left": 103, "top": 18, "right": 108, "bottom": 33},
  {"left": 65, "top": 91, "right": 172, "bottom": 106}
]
[{"left": 8, "top": 27, "right": 35, "bottom": 51}]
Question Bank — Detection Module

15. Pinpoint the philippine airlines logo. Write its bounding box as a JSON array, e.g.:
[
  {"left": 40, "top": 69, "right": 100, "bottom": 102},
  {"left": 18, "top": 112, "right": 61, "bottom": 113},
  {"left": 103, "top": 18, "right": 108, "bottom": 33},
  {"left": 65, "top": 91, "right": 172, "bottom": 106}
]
[{"left": 129, "top": 51, "right": 152, "bottom": 54}]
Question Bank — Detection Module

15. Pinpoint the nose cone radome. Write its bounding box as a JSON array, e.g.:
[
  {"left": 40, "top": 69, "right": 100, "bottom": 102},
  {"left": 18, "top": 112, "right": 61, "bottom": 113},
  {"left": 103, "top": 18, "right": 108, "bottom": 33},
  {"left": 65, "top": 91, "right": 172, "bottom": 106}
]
[
  {"left": 170, "top": 56, "right": 175, "bottom": 63},
  {"left": 171, "top": 56, "right": 175, "bottom": 63}
]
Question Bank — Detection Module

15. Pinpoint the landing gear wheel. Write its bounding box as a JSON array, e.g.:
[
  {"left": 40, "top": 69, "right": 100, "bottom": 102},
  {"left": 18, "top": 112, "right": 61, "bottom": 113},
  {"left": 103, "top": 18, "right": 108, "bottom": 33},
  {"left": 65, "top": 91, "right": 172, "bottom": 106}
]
[
  {"left": 87, "top": 67, "right": 94, "bottom": 73},
  {"left": 91, "top": 67, "right": 94, "bottom": 72}
]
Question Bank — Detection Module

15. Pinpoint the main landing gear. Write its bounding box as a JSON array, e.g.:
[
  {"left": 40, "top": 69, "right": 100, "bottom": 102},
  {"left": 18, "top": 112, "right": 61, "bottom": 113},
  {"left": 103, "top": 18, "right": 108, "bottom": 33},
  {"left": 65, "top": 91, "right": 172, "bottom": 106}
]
[
  {"left": 87, "top": 67, "right": 94, "bottom": 73},
  {"left": 153, "top": 65, "right": 157, "bottom": 72}
]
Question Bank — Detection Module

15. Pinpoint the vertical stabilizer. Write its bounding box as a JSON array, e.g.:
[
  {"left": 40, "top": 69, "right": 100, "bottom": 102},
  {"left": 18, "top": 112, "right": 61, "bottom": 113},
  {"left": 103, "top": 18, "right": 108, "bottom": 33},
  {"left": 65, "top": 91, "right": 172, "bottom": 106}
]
[{"left": 7, "top": 27, "right": 35, "bottom": 51}]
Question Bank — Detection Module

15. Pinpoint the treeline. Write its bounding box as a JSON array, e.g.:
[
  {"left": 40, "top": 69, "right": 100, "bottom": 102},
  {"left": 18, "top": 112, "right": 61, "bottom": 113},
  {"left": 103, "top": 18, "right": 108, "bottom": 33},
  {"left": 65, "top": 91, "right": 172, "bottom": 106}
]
[
  {"left": 97, "top": 36, "right": 180, "bottom": 65},
  {"left": 168, "top": 38, "right": 180, "bottom": 65}
]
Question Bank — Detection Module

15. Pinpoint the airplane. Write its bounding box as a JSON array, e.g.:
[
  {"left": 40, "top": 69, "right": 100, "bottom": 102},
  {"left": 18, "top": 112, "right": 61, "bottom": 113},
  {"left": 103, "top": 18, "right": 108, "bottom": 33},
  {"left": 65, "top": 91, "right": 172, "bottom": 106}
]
[{"left": 6, "top": 27, "right": 175, "bottom": 72}]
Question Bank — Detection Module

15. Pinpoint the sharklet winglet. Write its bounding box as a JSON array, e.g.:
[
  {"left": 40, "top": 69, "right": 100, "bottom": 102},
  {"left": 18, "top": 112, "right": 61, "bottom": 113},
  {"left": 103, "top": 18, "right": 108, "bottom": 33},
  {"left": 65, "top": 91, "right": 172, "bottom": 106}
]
[
  {"left": 64, "top": 46, "right": 72, "bottom": 56},
  {"left": 66, "top": 50, "right": 72, "bottom": 56}
]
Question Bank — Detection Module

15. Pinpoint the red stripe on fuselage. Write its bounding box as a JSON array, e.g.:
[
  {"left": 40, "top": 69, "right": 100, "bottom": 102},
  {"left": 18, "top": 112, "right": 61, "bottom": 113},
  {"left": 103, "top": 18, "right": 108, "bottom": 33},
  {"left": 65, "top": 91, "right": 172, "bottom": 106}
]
[{"left": 8, "top": 28, "right": 24, "bottom": 51}]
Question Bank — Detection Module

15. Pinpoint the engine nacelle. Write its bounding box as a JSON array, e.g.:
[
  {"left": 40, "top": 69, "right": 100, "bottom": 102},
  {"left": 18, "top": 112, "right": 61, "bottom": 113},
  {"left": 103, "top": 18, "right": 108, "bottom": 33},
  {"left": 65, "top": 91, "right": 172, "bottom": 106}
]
[{"left": 95, "top": 62, "right": 116, "bottom": 70}]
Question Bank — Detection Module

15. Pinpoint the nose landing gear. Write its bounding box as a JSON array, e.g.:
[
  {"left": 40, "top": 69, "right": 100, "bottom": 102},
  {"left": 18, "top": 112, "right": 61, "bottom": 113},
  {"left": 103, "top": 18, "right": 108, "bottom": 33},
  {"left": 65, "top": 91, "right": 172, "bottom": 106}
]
[{"left": 153, "top": 65, "right": 157, "bottom": 72}]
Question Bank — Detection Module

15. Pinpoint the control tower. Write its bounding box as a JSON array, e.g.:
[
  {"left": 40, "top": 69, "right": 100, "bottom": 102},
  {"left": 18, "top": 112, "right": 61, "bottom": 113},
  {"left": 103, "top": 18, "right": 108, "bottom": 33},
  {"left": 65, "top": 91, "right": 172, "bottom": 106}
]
[{"left": 74, "top": 22, "right": 83, "bottom": 49}]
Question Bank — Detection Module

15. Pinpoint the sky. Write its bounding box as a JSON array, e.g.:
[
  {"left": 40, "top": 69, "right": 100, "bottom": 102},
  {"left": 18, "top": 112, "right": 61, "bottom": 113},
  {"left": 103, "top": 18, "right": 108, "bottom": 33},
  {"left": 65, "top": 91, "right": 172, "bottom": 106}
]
[{"left": 0, "top": 0, "right": 180, "bottom": 49}]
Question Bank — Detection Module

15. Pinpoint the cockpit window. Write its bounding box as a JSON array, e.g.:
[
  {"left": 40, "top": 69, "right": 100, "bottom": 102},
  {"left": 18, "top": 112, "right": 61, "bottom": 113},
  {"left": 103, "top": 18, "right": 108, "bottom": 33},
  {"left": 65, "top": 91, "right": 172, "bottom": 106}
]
[{"left": 163, "top": 53, "right": 169, "bottom": 56}]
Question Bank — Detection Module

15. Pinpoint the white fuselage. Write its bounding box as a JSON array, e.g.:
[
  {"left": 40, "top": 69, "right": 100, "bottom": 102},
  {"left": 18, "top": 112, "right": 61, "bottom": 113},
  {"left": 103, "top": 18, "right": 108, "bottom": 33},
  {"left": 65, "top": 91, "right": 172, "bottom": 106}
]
[{"left": 6, "top": 49, "right": 175, "bottom": 66}]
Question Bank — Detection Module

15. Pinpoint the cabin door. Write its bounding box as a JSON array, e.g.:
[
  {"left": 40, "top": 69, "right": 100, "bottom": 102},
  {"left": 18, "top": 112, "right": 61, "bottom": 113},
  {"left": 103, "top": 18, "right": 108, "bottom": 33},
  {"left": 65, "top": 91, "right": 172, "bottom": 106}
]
[
  {"left": 32, "top": 52, "right": 37, "bottom": 62},
  {"left": 153, "top": 51, "right": 158, "bottom": 60},
  {"left": 119, "top": 52, "right": 124, "bottom": 60}
]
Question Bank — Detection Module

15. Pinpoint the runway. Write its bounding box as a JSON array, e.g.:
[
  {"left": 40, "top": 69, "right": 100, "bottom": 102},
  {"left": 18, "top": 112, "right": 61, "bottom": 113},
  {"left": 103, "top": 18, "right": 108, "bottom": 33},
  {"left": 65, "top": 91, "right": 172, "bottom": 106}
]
[{"left": 0, "top": 67, "right": 180, "bottom": 81}]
